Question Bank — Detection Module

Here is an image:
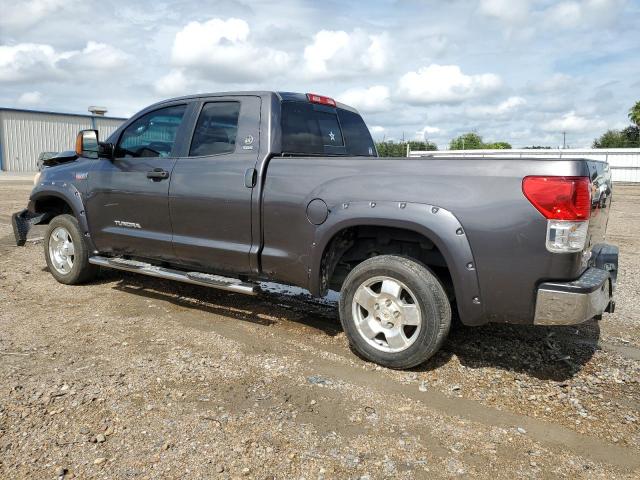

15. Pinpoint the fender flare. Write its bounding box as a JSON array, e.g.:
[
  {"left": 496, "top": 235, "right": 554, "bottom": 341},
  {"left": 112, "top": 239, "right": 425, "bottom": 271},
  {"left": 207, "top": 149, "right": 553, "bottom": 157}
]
[
  {"left": 29, "top": 182, "right": 96, "bottom": 252},
  {"left": 309, "top": 201, "right": 485, "bottom": 326}
]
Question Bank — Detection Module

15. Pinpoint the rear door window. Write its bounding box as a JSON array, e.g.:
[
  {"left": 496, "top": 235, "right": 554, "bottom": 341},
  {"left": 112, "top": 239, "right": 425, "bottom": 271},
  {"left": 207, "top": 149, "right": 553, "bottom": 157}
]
[{"left": 189, "top": 102, "right": 241, "bottom": 156}]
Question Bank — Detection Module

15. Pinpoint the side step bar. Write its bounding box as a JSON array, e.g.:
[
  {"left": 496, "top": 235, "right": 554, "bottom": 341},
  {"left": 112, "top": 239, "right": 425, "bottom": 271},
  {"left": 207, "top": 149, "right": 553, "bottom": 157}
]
[{"left": 88, "top": 256, "right": 257, "bottom": 295}]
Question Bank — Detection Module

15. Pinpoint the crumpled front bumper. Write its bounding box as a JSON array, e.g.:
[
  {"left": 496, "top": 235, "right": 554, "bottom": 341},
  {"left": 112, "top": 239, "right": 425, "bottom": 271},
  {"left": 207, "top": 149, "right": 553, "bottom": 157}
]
[
  {"left": 534, "top": 245, "right": 618, "bottom": 325},
  {"left": 12, "top": 208, "right": 50, "bottom": 246}
]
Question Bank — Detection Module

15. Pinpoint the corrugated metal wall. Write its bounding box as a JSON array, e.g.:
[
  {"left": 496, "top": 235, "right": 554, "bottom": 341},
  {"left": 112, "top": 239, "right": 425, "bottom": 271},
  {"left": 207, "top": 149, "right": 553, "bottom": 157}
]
[
  {"left": 408, "top": 148, "right": 640, "bottom": 183},
  {"left": 94, "top": 117, "right": 124, "bottom": 141},
  {"left": 0, "top": 109, "right": 125, "bottom": 172}
]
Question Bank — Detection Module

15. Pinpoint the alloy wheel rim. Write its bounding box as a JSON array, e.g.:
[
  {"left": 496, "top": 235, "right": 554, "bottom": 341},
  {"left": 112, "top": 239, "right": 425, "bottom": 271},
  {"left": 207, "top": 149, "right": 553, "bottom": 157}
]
[
  {"left": 351, "top": 275, "right": 422, "bottom": 353},
  {"left": 48, "top": 226, "right": 75, "bottom": 275}
]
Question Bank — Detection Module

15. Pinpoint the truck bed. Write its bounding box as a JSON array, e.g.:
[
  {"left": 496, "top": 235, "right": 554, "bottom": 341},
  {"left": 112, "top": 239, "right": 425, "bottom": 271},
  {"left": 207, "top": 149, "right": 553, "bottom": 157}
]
[{"left": 261, "top": 156, "right": 612, "bottom": 325}]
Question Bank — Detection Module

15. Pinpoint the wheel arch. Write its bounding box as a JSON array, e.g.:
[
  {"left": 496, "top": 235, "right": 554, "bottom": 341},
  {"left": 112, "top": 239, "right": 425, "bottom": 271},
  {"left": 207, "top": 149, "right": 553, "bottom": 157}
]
[
  {"left": 310, "top": 201, "right": 485, "bottom": 325},
  {"left": 29, "top": 184, "right": 95, "bottom": 252}
]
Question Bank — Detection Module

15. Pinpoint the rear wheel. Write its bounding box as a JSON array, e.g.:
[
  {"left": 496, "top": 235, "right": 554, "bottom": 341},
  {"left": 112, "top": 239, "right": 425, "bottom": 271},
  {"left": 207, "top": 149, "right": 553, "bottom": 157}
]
[
  {"left": 44, "top": 214, "right": 97, "bottom": 285},
  {"left": 339, "top": 255, "right": 451, "bottom": 369}
]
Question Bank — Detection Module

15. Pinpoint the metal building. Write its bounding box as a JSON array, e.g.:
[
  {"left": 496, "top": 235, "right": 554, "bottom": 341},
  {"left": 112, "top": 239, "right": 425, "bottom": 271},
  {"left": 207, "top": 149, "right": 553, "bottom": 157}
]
[{"left": 0, "top": 108, "right": 126, "bottom": 172}]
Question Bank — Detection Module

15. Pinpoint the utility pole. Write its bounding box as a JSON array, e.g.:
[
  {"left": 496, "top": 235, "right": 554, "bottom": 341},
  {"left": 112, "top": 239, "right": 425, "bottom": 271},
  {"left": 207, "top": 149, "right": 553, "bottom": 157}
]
[{"left": 562, "top": 131, "right": 566, "bottom": 149}]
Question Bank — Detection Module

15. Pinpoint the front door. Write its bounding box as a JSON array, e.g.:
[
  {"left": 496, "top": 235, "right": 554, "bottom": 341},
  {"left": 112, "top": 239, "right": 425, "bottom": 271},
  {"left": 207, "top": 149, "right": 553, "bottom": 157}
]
[
  {"left": 169, "top": 96, "right": 261, "bottom": 273},
  {"left": 86, "top": 103, "right": 189, "bottom": 260}
]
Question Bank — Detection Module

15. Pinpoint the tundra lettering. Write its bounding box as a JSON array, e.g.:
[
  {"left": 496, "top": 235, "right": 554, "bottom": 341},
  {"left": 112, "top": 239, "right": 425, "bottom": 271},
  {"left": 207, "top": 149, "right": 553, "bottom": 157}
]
[{"left": 114, "top": 221, "right": 142, "bottom": 229}]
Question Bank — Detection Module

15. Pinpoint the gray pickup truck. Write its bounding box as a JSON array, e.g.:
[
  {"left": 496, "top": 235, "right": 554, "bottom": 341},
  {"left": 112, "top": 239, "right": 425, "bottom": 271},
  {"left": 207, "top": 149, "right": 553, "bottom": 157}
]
[{"left": 13, "top": 91, "right": 618, "bottom": 368}]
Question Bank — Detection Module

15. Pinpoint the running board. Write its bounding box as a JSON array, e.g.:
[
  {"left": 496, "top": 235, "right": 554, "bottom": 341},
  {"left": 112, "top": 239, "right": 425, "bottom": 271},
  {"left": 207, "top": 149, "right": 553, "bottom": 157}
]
[{"left": 88, "top": 256, "right": 257, "bottom": 295}]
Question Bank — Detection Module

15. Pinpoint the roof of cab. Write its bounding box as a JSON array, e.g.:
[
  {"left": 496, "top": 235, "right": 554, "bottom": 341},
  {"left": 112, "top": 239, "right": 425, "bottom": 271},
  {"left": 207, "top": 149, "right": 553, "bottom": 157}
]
[{"left": 147, "top": 91, "right": 358, "bottom": 113}]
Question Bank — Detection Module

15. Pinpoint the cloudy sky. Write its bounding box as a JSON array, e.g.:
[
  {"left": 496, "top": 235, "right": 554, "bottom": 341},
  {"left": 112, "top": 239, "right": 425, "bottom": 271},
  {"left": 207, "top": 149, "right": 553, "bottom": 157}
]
[{"left": 1, "top": 0, "right": 639, "bottom": 148}]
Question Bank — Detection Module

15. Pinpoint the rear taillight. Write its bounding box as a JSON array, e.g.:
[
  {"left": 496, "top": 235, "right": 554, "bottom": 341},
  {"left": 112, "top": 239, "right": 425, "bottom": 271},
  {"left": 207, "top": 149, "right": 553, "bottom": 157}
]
[
  {"left": 522, "top": 176, "right": 590, "bottom": 220},
  {"left": 522, "top": 176, "right": 592, "bottom": 253},
  {"left": 306, "top": 93, "right": 337, "bottom": 107}
]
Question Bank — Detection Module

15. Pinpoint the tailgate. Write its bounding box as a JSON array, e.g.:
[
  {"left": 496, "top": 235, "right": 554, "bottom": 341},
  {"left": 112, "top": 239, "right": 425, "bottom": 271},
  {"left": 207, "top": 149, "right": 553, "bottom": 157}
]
[{"left": 587, "top": 161, "right": 613, "bottom": 247}]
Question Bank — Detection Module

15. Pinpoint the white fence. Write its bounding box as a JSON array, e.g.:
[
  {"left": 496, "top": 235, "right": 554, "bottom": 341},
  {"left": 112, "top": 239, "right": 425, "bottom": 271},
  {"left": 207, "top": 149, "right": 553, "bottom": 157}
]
[{"left": 408, "top": 148, "right": 640, "bottom": 183}]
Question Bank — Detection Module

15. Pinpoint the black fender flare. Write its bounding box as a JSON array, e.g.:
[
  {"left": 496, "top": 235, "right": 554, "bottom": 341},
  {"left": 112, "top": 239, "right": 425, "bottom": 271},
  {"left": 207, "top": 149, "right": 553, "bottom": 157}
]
[
  {"left": 28, "top": 182, "right": 96, "bottom": 252},
  {"left": 309, "top": 201, "right": 485, "bottom": 326}
]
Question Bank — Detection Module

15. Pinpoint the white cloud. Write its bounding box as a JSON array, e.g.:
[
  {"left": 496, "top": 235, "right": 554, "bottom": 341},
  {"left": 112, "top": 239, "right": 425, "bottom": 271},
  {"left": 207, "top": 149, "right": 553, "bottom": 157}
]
[
  {"left": 60, "top": 41, "right": 130, "bottom": 70},
  {"left": 154, "top": 69, "right": 190, "bottom": 96},
  {"left": 528, "top": 73, "right": 574, "bottom": 93},
  {"left": 170, "top": 18, "right": 290, "bottom": 82},
  {"left": 396, "top": 64, "right": 502, "bottom": 105},
  {"left": 337, "top": 85, "right": 391, "bottom": 113},
  {"left": 416, "top": 125, "right": 443, "bottom": 140},
  {"left": 303, "top": 29, "right": 389, "bottom": 78},
  {"left": 479, "top": 0, "right": 530, "bottom": 23},
  {"left": 0, "top": 43, "right": 59, "bottom": 82},
  {"left": 466, "top": 96, "right": 527, "bottom": 117},
  {"left": 0, "top": 41, "right": 129, "bottom": 83},
  {"left": 0, "top": 0, "right": 72, "bottom": 31},
  {"left": 542, "top": 111, "right": 606, "bottom": 132},
  {"left": 0, "top": 0, "right": 634, "bottom": 147},
  {"left": 369, "top": 125, "right": 386, "bottom": 140},
  {"left": 17, "top": 91, "right": 43, "bottom": 105},
  {"left": 545, "top": 0, "right": 627, "bottom": 28}
]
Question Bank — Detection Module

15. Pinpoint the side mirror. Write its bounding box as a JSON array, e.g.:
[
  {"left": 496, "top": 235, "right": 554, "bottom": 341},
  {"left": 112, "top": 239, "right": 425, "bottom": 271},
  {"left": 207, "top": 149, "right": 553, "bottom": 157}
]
[
  {"left": 75, "top": 129, "right": 99, "bottom": 158},
  {"left": 75, "top": 129, "right": 114, "bottom": 159}
]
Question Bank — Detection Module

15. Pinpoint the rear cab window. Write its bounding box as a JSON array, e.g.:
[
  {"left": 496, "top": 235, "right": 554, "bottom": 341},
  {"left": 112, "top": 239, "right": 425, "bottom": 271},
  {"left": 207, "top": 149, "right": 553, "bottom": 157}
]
[{"left": 281, "top": 101, "right": 375, "bottom": 156}]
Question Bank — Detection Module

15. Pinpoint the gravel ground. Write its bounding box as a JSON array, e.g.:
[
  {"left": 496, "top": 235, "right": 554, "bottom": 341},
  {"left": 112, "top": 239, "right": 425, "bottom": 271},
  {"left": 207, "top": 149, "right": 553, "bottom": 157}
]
[{"left": 0, "top": 181, "right": 638, "bottom": 479}]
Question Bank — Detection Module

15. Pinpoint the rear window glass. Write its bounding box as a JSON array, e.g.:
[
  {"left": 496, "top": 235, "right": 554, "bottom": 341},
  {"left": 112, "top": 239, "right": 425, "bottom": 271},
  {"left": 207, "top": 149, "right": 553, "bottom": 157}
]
[
  {"left": 337, "top": 109, "right": 376, "bottom": 156},
  {"left": 281, "top": 101, "right": 375, "bottom": 156}
]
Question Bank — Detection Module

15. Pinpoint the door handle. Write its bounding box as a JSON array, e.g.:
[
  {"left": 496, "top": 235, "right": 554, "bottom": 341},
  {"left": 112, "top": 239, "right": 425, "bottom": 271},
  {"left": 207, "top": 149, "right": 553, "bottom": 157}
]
[
  {"left": 244, "top": 168, "right": 257, "bottom": 188},
  {"left": 147, "top": 168, "right": 169, "bottom": 180}
]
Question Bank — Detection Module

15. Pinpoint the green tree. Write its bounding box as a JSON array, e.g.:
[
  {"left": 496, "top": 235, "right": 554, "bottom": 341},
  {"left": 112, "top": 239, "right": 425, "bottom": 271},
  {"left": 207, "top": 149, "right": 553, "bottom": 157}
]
[
  {"left": 375, "top": 140, "right": 437, "bottom": 157},
  {"left": 449, "top": 133, "right": 511, "bottom": 150},
  {"left": 484, "top": 141, "right": 512, "bottom": 149},
  {"left": 375, "top": 141, "right": 404, "bottom": 157},
  {"left": 449, "top": 132, "right": 484, "bottom": 150},
  {"left": 622, "top": 126, "right": 640, "bottom": 146},
  {"left": 629, "top": 100, "right": 640, "bottom": 127},
  {"left": 593, "top": 126, "right": 640, "bottom": 148},
  {"left": 408, "top": 140, "right": 438, "bottom": 151}
]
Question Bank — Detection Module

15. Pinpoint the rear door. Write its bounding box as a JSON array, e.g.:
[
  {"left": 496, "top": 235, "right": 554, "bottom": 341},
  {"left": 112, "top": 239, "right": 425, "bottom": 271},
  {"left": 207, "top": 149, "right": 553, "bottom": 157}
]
[
  {"left": 86, "top": 103, "right": 190, "bottom": 260},
  {"left": 169, "top": 96, "right": 261, "bottom": 273}
]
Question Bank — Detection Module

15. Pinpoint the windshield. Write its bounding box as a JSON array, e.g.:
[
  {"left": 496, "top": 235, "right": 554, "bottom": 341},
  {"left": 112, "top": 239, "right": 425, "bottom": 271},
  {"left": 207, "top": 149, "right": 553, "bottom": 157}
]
[{"left": 281, "top": 101, "right": 376, "bottom": 156}]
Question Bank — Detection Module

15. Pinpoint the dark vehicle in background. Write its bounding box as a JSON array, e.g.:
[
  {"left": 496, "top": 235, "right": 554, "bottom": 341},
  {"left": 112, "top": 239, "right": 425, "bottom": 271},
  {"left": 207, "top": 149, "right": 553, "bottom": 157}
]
[{"left": 13, "top": 91, "right": 618, "bottom": 369}]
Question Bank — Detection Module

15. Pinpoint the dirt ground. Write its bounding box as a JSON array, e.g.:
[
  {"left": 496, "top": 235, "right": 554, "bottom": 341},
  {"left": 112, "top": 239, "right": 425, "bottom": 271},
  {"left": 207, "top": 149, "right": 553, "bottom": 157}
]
[{"left": 0, "top": 180, "right": 638, "bottom": 479}]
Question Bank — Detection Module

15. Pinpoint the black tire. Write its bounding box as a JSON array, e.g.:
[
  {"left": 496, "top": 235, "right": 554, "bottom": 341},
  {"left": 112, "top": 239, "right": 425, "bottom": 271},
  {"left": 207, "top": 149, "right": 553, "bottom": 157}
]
[
  {"left": 44, "top": 214, "right": 98, "bottom": 285},
  {"left": 339, "top": 255, "right": 451, "bottom": 369}
]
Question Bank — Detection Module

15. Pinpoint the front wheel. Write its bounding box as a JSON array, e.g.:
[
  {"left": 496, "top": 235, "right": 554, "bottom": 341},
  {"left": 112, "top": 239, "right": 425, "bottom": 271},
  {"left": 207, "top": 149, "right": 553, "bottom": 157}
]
[
  {"left": 44, "top": 214, "right": 98, "bottom": 285},
  {"left": 339, "top": 255, "right": 451, "bottom": 369}
]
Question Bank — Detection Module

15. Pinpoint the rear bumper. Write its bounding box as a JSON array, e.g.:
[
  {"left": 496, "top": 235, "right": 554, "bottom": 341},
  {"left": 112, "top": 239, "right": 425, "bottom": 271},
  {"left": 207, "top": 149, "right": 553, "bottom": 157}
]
[
  {"left": 534, "top": 243, "right": 618, "bottom": 326},
  {"left": 534, "top": 265, "right": 615, "bottom": 326}
]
